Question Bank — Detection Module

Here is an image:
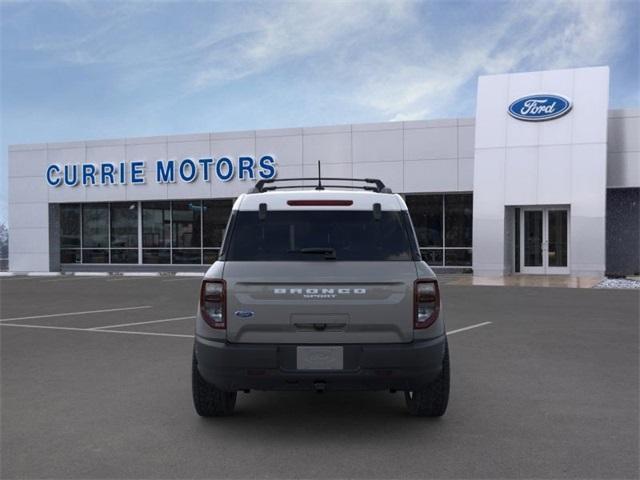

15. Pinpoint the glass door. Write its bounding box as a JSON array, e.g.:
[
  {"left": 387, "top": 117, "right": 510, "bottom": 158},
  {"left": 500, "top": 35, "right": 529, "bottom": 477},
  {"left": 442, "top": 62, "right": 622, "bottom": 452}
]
[
  {"left": 521, "top": 209, "right": 545, "bottom": 274},
  {"left": 519, "top": 207, "right": 569, "bottom": 274},
  {"left": 546, "top": 209, "right": 569, "bottom": 274}
]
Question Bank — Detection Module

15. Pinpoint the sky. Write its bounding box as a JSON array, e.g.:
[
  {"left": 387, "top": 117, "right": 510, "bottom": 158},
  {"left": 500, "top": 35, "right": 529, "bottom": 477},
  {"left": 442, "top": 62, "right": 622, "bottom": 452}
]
[{"left": 1, "top": 0, "right": 638, "bottom": 226}]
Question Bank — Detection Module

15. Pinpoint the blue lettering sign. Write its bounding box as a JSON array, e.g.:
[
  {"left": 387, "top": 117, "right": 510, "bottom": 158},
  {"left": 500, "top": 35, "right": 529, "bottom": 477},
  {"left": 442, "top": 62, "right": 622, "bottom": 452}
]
[
  {"left": 156, "top": 160, "right": 175, "bottom": 183},
  {"left": 215, "top": 157, "right": 234, "bottom": 182},
  {"left": 64, "top": 164, "right": 78, "bottom": 186},
  {"left": 198, "top": 158, "right": 213, "bottom": 182},
  {"left": 46, "top": 164, "right": 61, "bottom": 187},
  {"left": 179, "top": 159, "right": 197, "bottom": 183},
  {"left": 238, "top": 157, "right": 255, "bottom": 180},
  {"left": 45, "top": 155, "right": 277, "bottom": 187},
  {"left": 258, "top": 155, "right": 276, "bottom": 180},
  {"left": 130, "top": 161, "right": 145, "bottom": 184},
  {"left": 101, "top": 162, "right": 116, "bottom": 185}
]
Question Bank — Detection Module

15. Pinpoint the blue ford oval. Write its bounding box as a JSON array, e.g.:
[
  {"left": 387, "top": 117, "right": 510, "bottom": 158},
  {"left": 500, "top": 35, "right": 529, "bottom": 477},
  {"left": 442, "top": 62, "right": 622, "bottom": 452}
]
[{"left": 508, "top": 94, "right": 572, "bottom": 121}]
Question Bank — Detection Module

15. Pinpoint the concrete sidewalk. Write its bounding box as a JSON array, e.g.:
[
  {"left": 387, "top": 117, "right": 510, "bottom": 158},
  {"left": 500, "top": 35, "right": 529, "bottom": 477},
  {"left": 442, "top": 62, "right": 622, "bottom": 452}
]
[{"left": 439, "top": 274, "right": 602, "bottom": 288}]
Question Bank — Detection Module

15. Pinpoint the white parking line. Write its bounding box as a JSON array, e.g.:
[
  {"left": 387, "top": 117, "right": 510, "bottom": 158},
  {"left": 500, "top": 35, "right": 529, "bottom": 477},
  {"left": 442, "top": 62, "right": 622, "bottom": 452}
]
[
  {"left": 0, "top": 318, "right": 492, "bottom": 340},
  {"left": 42, "top": 276, "right": 109, "bottom": 283},
  {"left": 0, "top": 323, "right": 192, "bottom": 338},
  {"left": 162, "top": 277, "right": 202, "bottom": 282},
  {"left": 0, "top": 306, "right": 152, "bottom": 322},
  {"left": 90, "top": 316, "right": 193, "bottom": 330},
  {"left": 106, "top": 277, "right": 161, "bottom": 282},
  {"left": 448, "top": 321, "right": 492, "bottom": 335}
]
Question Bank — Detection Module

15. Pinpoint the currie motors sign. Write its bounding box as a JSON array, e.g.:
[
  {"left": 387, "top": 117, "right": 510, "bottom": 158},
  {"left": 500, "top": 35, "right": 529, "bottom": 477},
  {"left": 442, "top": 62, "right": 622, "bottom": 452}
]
[
  {"left": 45, "top": 155, "right": 277, "bottom": 187},
  {"left": 508, "top": 94, "right": 572, "bottom": 121}
]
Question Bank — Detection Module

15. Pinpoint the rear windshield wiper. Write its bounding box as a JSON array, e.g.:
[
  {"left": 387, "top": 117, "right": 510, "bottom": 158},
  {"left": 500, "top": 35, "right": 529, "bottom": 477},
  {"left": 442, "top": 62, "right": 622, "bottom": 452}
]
[{"left": 289, "top": 247, "right": 337, "bottom": 260}]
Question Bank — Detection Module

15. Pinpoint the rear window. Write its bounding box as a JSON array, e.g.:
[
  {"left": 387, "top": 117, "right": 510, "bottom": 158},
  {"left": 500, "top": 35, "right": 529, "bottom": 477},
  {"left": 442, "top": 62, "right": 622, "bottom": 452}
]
[{"left": 222, "top": 210, "right": 419, "bottom": 261}]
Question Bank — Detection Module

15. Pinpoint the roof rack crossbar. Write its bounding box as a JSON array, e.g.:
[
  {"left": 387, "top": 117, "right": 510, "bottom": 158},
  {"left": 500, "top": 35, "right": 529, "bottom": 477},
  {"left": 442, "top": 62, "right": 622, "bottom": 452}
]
[{"left": 249, "top": 177, "right": 391, "bottom": 193}]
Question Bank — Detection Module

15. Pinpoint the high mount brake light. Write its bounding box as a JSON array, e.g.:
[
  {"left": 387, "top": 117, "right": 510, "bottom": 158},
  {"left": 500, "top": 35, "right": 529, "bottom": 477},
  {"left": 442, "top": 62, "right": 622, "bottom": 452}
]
[
  {"left": 414, "top": 279, "right": 440, "bottom": 329},
  {"left": 200, "top": 279, "right": 226, "bottom": 329},
  {"left": 286, "top": 200, "right": 353, "bottom": 206}
]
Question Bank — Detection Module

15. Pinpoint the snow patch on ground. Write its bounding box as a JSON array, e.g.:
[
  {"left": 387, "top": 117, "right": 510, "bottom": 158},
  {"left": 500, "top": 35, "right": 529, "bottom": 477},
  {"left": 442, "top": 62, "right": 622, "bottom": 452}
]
[{"left": 594, "top": 278, "right": 640, "bottom": 289}]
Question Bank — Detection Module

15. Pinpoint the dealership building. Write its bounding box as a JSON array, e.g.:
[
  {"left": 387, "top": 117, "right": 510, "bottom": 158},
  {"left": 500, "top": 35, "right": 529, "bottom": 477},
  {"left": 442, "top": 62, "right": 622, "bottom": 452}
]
[{"left": 7, "top": 66, "right": 640, "bottom": 276}]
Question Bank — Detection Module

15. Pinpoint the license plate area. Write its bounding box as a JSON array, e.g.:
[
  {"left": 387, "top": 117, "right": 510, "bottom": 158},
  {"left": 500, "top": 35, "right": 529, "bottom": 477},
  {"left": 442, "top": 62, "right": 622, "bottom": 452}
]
[{"left": 296, "top": 346, "right": 343, "bottom": 370}]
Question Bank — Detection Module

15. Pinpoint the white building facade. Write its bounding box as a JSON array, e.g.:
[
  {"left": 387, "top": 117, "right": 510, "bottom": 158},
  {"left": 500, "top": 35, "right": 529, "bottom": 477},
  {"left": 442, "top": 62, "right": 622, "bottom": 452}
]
[{"left": 7, "top": 66, "right": 640, "bottom": 276}]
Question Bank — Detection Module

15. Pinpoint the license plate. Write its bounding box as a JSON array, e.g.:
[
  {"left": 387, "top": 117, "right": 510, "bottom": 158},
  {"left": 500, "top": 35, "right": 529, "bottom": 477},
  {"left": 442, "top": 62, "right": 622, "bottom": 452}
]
[{"left": 296, "top": 346, "right": 343, "bottom": 370}]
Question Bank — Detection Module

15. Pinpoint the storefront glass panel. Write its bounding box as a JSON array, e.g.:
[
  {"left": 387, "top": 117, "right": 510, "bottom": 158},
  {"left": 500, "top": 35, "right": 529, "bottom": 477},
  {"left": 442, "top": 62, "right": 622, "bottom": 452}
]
[
  {"left": 82, "top": 204, "right": 109, "bottom": 248},
  {"left": 203, "top": 199, "right": 233, "bottom": 247},
  {"left": 172, "top": 201, "right": 202, "bottom": 249},
  {"left": 111, "top": 202, "right": 138, "bottom": 248},
  {"left": 60, "top": 204, "right": 81, "bottom": 248},
  {"left": 142, "top": 202, "right": 171, "bottom": 248},
  {"left": 406, "top": 193, "right": 473, "bottom": 267}
]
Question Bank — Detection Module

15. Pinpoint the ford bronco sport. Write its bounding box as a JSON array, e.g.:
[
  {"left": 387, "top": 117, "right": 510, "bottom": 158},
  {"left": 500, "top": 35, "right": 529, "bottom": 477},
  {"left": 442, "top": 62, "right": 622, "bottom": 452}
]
[{"left": 192, "top": 176, "right": 449, "bottom": 417}]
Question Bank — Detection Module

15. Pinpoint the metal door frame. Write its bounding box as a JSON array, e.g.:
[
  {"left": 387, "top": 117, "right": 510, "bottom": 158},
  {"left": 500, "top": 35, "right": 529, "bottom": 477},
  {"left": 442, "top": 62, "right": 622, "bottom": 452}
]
[{"left": 519, "top": 206, "right": 570, "bottom": 275}]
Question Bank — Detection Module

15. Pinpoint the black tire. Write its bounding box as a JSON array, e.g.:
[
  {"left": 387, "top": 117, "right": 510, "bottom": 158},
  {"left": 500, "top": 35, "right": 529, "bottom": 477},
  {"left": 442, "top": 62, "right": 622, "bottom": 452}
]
[
  {"left": 405, "top": 341, "right": 450, "bottom": 417},
  {"left": 192, "top": 352, "right": 237, "bottom": 417}
]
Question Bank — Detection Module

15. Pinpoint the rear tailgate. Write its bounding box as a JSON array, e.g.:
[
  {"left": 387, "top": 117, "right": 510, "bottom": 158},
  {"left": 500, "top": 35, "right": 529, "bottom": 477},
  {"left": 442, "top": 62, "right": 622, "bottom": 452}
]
[{"left": 224, "top": 261, "right": 417, "bottom": 344}]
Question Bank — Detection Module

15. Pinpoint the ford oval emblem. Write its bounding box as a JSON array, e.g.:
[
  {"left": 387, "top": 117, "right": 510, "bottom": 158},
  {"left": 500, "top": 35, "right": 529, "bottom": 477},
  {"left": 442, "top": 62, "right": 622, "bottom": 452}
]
[
  {"left": 508, "top": 94, "right": 572, "bottom": 121},
  {"left": 234, "top": 310, "right": 254, "bottom": 318}
]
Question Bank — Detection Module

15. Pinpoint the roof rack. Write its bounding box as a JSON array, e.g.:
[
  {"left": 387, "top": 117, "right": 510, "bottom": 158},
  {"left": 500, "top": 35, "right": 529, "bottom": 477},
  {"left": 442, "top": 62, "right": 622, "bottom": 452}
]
[{"left": 249, "top": 161, "right": 392, "bottom": 194}]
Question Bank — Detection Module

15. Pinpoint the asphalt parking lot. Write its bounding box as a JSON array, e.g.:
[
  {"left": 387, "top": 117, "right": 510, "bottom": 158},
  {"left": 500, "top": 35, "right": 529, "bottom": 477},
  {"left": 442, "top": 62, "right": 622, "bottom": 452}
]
[{"left": 1, "top": 275, "right": 638, "bottom": 479}]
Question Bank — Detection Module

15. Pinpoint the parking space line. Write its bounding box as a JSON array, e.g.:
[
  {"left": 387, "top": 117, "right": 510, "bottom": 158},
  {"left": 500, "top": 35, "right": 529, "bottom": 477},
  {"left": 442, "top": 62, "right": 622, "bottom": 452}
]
[
  {"left": 0, "top": 276, "right": 42, "bottom": 282},
  {"left": 90, "top": 316, "right": 193, "bottom": 330},
  {"left": 0, "top": 323, "right": 193, "bottom": 338},
  {"left": 0, "top": 306, "right": 152, "bottom": 322},
  {"left": 448, "top": 321, "right": 492, "bottom": 335},
  {"left": 41, "top": 276, "right": 109, "bottom": 283},
  {"left": 0, "top": 318, "right": 492, "bottom": 340},
  {"left": 106, "top": 277, "right": 161, "bottom": 282},
  {"left": 162, "top": 277, "right": 202, "bottom": 282}
]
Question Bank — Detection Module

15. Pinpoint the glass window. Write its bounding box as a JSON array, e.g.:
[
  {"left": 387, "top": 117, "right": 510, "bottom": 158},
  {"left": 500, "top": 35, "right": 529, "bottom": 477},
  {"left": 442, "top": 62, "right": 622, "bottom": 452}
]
[
  {"left": 445, "top": 249, "right": 472, "bottom": 266},
  {"left": 111, "top": 203, "right": 138, "bottom": 248},
  {"left": 82, "top": 204, "right": 109, "bottom": 248},
  {"left": 547, "top": 210, "right": 568, "bottom": 267},
  {"left": 143, "top": 249, "right": 170, "bottom": 264},
  {"left": 82, "top": 249, "right": 109, "bottom": 263},
  {"left": 111, "top": 249, "right": 138, "bottom": 264},
  {"left": 224, "top": 211, "right": 417, "bottom": 261},
  {"left": 172, "top": 201, "right": 202, "bottom": 248},
  {"left": 172, "top": 249, "right": 201, "bottom": 264},
  {"left": 421, "top": 248, "right": 443, "bottom": 266},
  {"left": 405, "top": 194, "right": 443, "bottom": 247},
  {"left": 444, "top": 194, "right": 473, "bottom": 247},
  {"left": 203, "top": 199, "right": 233, "bottom": 247},
  {"left": 142, "top": 202, "right": 171, "bottom": 248},
  {"left": 203, "top": 249, "right": 220, "bottom": 264},
  {"left": 60, "top": 249, "right": 81, "bottom": 264},
  {"left": 60, "top": 204, "right": 81, "bottom": 248}
]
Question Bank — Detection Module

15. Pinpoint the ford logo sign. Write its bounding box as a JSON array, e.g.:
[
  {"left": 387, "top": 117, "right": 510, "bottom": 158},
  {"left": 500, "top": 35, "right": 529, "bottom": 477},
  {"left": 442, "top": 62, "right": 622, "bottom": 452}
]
[
  {"left": 234, "top": 310, "right": 254, "bottom": 318},
  {"left": 508, "top": 94, "right": 572, "bottom": 121}
]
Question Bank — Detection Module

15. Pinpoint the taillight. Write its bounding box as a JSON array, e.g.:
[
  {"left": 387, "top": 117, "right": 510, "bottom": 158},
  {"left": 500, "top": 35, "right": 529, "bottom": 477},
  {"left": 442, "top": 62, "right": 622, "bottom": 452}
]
[
  {"left": 200, "top": 279, "right": 226, "bottom": 329},
  {"left": 414, "top": 279, "right": 440, "bottom": 329}
]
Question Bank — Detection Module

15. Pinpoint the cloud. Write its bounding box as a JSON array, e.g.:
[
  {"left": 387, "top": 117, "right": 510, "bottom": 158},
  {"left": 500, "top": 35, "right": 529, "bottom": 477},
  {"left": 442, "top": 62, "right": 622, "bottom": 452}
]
[
  {"left": 349, "top": 0, "right": 626, "bottom": 121},
  {"left": 2, "top": 0, "right": 632, "bottom": 120},
  {"left": 188, "top": 1, "right": 414, "bottom": 90}
]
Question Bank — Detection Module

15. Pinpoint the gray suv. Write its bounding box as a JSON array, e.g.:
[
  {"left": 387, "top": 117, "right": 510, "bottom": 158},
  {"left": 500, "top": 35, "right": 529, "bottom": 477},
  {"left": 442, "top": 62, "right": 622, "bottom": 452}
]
[{"left": 192, "top": 177, "right": 449, "bottom": 417}]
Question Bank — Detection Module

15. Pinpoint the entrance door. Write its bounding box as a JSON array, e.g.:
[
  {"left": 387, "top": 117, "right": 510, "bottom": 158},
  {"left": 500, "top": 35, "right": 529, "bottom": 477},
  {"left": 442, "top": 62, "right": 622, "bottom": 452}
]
[{"left": 520, "top": 207, "right": 569, "bottom": 274}]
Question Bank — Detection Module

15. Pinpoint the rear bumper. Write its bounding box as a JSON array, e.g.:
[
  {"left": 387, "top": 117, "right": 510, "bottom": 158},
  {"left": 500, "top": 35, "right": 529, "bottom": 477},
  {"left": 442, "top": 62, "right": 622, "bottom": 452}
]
[{"left": 194, "top": 335, "right": 447, "bottom": 392}]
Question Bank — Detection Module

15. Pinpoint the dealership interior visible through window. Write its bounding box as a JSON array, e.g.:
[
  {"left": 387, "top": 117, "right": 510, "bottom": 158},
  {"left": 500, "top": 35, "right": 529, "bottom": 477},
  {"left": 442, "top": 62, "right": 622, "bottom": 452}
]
[
  {"left": 59, "top": 194, "right": 473, "bottom": 267},
  {"left": 404, "top": 193, "right": 473, "bottom": 267},
  {"left": 60, "top": 199, "right": 233, "bottom": 265}
]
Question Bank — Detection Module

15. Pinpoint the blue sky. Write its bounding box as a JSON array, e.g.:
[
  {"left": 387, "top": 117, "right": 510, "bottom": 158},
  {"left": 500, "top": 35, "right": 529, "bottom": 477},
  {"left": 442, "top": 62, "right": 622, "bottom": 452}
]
[{"left": 1, "top": 0, "right": 638, "bottom": 225}]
